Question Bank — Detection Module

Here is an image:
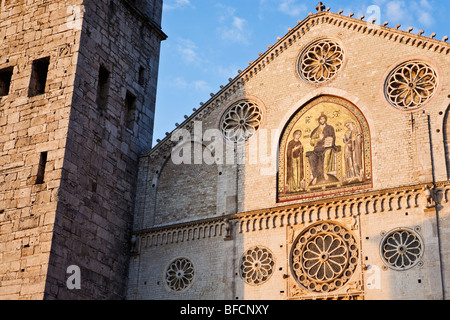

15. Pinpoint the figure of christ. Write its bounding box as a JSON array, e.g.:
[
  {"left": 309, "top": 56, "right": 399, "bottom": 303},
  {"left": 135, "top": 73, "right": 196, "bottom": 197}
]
[
  {"left": 308, "top": 113, "right": 338, "bottom": 186},
  {"left": 286, "top": 130, "right": 304, "bottom": 192}
]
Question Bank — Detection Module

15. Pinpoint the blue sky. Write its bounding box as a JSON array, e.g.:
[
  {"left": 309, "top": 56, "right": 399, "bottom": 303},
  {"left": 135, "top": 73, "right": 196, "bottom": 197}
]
[{"left": 152, "top": 0, "right": 449, "bottom": 145}]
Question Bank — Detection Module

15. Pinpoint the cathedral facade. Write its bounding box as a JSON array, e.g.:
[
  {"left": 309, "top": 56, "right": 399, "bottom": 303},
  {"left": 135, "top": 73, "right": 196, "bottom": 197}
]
[
  {"left": 1, "top": 0, "right": 450, "bottom": 300},
  {"left": 127, "top": 5, "right": 450, "bottom": 300}
]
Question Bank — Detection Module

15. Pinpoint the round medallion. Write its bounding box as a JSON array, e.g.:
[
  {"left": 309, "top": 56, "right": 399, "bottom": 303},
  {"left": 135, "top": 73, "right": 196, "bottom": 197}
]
[
  {"left": 380, "top": 228, "right": 423, "bottom": 271},
  {"left": 384, "top": 61, "right": 438, "bottom": 111},
  {"left": 220, "top": 101, "right": 262, "bottom": 144},
  {"left": 165, "top": 258, "right": 195, "bottom": 292},
  {"left": 290, "top": 222, "right": 359, "bottom": 293},
  {"left": 298, "top": 39, "right": 345, "bottom": 83},
  {"left": 239, "top": 246, "right": 275, "bottom": 285}
]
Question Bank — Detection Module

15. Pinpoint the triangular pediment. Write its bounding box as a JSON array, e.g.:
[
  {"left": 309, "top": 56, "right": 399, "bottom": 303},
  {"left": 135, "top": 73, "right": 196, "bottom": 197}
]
[{"left": 147, "top": 8, "right": 449, "bottom": 160}]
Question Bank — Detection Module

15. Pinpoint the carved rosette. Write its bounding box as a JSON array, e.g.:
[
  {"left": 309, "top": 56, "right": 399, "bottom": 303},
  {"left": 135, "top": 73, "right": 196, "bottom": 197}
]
[
  {"left": 239, "top": 246, "right": 275, "bottom": 285},
  {"left": 298, "top": 39, "right": 345, "bottom": 83},
  {"left": 384, "top": 61, "right": 438, "bottom": 111},
  {"left": 220, "top": 101, "right": 262, "bottom": 144},
  {"left": 290, "top": 222, "right": 359, "bottom": 294},
  {"left": 165, "top": 258, "right": 195, "bottom": 292},
  {"left": 381, "top": 228, "right": 424, "bottom": 271}
]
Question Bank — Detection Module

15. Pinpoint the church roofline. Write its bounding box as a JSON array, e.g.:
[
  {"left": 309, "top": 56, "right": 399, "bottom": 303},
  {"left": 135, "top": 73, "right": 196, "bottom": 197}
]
[{"left": 144, "top": 3, "right": 449, "bottom": 159}]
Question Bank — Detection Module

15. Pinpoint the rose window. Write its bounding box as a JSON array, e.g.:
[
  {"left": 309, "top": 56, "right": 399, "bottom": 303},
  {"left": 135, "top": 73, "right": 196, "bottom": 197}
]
[
  {"left": 220, "top": 101, "right": 262, "bottom": 144},
  {"left": 381, "top": 228, "right": 423, "bottom": 271},
  {"left": 299, "top": 39, "right": 345, "bottom": 83},
  {"left": 290, "top": 222, "right": 359, "bottom": 293},
  {"left": 165, "top": 258, "right": 195, "bottom": 292},
  {"left": 385, "top": 61, "right": 438, "bottom": 111},
  {"left": 240, "top": 246, "right": 275, "bottom": 285}
]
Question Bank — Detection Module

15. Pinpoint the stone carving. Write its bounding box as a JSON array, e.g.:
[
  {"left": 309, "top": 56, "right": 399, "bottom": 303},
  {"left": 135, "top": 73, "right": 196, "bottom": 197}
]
[
  {"left": 165, "top": 258, "right": 195, "bottom": 292},
  {"left": 290, "top": 222, "right": 359, "bottom": 293},
  {"left": 130, "top": 234, "right": 138, "bottom": 254},
  {"left": 224, "top": 218, "right": 233, "bottom": 240},
  {"left": 380, "top": 228, "right": 423, "bottom": 271},
  {"left": 220, "top": 100, "right": 262, "bottom": 144},
  {"left": 385, "top": 60, "right": 438, "bottom": 111},
  {"left": 424, "top": 185, "right": 436, "bottom": 208},
  {"left": 240, "top": 246, "right": 275, "bottom": 285},
  {"left": 298, "top": 39, "right": 344, "bottom": 83}
]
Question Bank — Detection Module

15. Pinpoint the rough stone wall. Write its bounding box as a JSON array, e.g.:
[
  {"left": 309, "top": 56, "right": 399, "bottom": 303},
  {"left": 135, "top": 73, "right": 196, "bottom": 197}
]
[
  {"left": 0, "top": 0, "right": 83, "bottom": 299},
  {"left": 0, "top": 0, "right": 164, "bottom": 300},
  {"left": 154, "top": 142, "right": 219, "bottom": 226},
  {"left": 129, "top": 184, "right": 449, "bottom": 300},
  {"left": 130, "top": 12, "right": 450, "bottom": 300},
  {"left": 43, "top": 0, "right": 164, "bottom": 299}
]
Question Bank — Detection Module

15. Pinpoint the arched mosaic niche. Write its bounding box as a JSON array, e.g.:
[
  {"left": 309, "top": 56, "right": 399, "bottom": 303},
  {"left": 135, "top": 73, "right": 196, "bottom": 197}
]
[{"left": 278, "top": 96, "right": 372, "bottom": 203}]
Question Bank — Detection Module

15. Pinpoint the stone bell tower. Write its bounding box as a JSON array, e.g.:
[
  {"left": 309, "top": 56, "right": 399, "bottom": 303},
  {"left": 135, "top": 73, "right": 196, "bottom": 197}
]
[{"left": 0, "top": 0, "right": 166, "bottom": 299}]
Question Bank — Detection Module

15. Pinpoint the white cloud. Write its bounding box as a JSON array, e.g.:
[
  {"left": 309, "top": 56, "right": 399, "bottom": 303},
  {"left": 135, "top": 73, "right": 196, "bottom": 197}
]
[
  {"left": 164, "top": 76, "right": 211, "bottom": 93},
  {"left": 216, "top": 5, "right": 251, "bottom": 44},
  {"left": 163, "top": 0, "right": 193, "bottom": 11},
  {"left": 192, "top": 80, "right": 211, "bottom": 92},
  {"left": 176, "top": 38, "right": 202, "bottom": 65},
  {"left": 383, "top": 0, "right": 435, "bottom": 28},
  {"left": 418, "top": 11, "right": 434, "bottom": 26},
  {"left": 278, "top": 0, "right": 307, "bottom": 17},
  {"left": 385, "top": 0, "right": 407, "bottom": 22}
]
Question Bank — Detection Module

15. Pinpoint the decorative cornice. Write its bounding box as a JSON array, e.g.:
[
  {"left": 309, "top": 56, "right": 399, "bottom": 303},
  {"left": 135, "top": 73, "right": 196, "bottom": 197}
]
[
  {"left": 133, "top": 181, "right": 450, "bottom": 250},
  {"left": 145, "top": 8, "right": 449, "bottom": 161}
]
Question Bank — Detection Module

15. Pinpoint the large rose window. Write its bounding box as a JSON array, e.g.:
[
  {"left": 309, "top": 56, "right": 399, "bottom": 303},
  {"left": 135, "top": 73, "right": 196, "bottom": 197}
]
[
  {"left": 290, "top": 222, "right": 359, "bottom": 293},
  {"left": 298, "top": 39, "right": 345, "bottom": 83},
  {"left": 384, "top": 61, "right": 438, "bottom": 111}
]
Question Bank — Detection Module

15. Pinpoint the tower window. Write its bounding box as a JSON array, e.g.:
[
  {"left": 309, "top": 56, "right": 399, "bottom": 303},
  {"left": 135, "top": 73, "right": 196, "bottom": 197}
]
[
  {"left": 96, "top": 65, "right": 110, "bottom": 110},
  {"left": 125, "top": 91, "right": 136, "bottom": 131},
  {"left": 138, "top": 66, "right": 145, "bottom": 86},
  {"left": 28, "top": 57, "right": 50, "bottom": 97},
  {"left": 36, "top": 152, "right": 48, "bottom": 185},
  {"left": 0, "top": 67, "right": 13, "bottom": 97}
]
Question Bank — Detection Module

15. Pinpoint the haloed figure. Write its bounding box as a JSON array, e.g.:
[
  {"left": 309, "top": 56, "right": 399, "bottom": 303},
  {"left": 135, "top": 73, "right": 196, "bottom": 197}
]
[
  {"left": 286, "top": 130, "right": 304, "bottom": 192},
  {"left": 343, "top": 121, "right": 363, "bottom": 182}
]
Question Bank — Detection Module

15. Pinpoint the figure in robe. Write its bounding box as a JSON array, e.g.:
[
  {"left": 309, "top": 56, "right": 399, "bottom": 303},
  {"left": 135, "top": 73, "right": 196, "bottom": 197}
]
[
  {"left": 343, "top": 120, "right": 363, "bottom": 181},
  {"left": 308, "top": 113, "right": 338, "bottom": 185},
  {"left": 286, "top": 130, "right": 304, "bottom": 192}
]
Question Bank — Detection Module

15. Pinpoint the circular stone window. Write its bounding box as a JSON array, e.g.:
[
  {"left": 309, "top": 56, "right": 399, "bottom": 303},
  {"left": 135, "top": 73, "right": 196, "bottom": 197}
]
[
  {"left": 298, "top": 39, "right": 345, "bottom": 83},
  {"left": 165, "top": 258, "right": 195, "bottom": 292},
  {"left": 380, "top": 228, "right": 424, "bottom": 271},
  {"left": 384, "top": 60, "right": 438, "bottom": 111},
  {"left": 239, "top": 246, "right": 275, "bottom": 285},
  {"left": 220, "top": 101, "right": 262, "bottom": 144},
  {"left": 290, "top": 222, "right": 359, "bottom": 293}
]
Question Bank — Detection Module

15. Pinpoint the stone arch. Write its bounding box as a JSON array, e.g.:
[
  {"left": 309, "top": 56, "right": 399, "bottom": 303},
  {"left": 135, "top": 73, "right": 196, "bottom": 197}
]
[{"left": 154, "top": 141, "right": 218, "bottom": 225}]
